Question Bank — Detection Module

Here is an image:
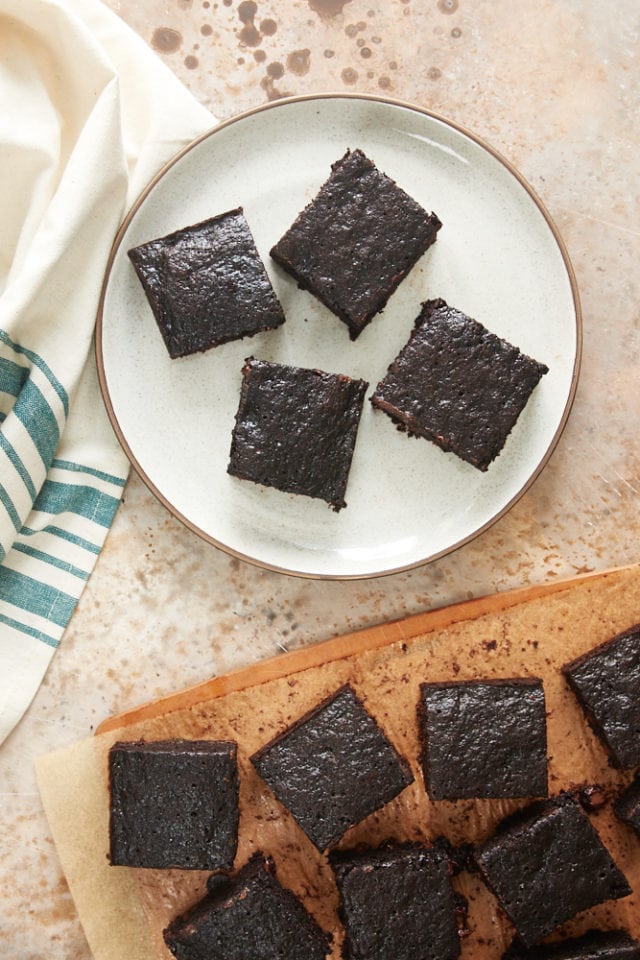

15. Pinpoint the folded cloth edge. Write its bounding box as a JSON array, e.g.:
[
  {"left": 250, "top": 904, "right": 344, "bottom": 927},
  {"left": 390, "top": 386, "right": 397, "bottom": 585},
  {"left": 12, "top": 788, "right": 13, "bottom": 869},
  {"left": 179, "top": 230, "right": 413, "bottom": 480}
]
[{"left": 0, "top": 0, "right": 215, "bottom": 745}]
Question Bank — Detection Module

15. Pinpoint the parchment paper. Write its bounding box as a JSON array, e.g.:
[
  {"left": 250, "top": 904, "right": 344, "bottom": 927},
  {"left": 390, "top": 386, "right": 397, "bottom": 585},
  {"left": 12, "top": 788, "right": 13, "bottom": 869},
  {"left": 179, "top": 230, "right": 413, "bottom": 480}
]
[{"left": 36, "top": 566, "right": 640, "bottom": 960}]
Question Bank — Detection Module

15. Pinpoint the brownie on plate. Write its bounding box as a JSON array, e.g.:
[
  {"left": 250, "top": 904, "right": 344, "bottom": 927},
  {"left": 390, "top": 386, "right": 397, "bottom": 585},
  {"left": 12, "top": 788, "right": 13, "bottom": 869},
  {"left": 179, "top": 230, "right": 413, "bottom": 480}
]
[
  {"left": 128, "top": 208, "right": 285, "bottom": 358},
  {"left": 502, "top": 930, "right": 640, "bottom": 960},
  {"left": 474, "top": 794, "right": 631, "bottom": 947},
  {"left": 330, "top": 842, "right": 461, "bottom": 960},
  {"left": 164, "top": 852, "right": 331, "bottom": 960},
  {"left": 270, "top": 148, "right": 442, "bottom": 340},
  {"left": 418, "top": 678, "right": 548, "bottom": 800},
  {"left": 562, "top": 623, "right": 640, "bottom": 769},
  {"left": 371, "top": 298, "right": 549, "bottom": 471},
  {"left": 227, "top": 357, "right": 368, "bottom": 511},
  {"left": 109, "top": 739, "right": 239, "bottom": 870},
  {"left": 250, "top": 684, "right": 414, "bottom": 851}
]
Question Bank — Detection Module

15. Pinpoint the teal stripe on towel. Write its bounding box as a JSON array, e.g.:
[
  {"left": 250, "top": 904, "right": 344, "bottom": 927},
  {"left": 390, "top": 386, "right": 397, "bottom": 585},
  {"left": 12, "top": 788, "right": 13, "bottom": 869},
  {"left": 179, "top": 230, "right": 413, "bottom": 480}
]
[
  {"left": 52, "top": 458, "right": 127, "bottom": 487},
  {"left": 0, "top": 357, "right": 29, "bottom": 398},
  {"left": 0, "top": 567, "right": 76, "bottom": 627},
  {"left": 12, "top": 542, "right": 89, "bottom": 581},
  {"left": 0, "top": 479, "right": 22, "bottom": 533},
  {"left": 0, "top": 433, "right": 37, "bottom": 499},
  {"left": 34, "top": 480, "right": 121, "bottom": 528},
  {"left": 21, "top": 524, "right": 101, "bottom": 555},
  {"left": 0, "top": 328, "right": 69, "bottom": 416},
  {"left": 0, "top": 611, "right": 59, "bottom": 649},
  {"left": 13, "top": 379, "right": 60, "bottom": 469}
]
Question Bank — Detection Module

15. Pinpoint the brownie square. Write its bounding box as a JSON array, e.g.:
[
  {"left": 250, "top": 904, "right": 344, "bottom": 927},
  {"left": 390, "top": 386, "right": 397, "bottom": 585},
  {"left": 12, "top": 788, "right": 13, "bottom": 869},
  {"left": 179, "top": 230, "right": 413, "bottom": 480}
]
[
  {"left": 227, "top": 357, "right": 368, "bottom": 511},
  {"left": 128, "top": 208, "right": 285, "bottom": 358},
  {"left": 250, "top": 684, "right": 414, "bottom": 851},
  {"left": 562, "top": 624, "right": 640, "bottom": 769},
  {"left": 330, "top": 842, "right": 460, "bottom": 960},
  {"left": 109, "top": 739, "right": 239, "bottom": 870},
  {"left": 270, "top": 148, "right": 442, "bottom": 340},
  {"left": 418, "top": 678, "right": 548, "bottom": 800},
  {"left": 502, "top": 929, "right": 640, "bottom": 960},
  {"left": 371, "top": 298, "right": 549, "bottom": 470},
  {"left": 474, "top": 794, "right": 631, "bottom": 947},
  {"left": 164, "top": 852, "right": 331, "bottom": 960},
  {"left": 614, "top": 776, "right": 640, "bottom": 835}
]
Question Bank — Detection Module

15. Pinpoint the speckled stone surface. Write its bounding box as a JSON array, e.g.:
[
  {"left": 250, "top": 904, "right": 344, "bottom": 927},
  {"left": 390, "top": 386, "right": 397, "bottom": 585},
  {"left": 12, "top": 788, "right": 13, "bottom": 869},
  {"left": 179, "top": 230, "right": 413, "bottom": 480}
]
[{"left": 1, "top": 1, "right": 639, "bottom": 956}]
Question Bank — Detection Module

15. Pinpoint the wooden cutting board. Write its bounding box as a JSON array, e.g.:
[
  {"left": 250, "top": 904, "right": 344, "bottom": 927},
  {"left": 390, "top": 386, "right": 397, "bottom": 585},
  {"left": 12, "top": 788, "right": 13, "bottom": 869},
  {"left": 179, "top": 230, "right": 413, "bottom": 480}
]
[{"left": 36, "top": 565, "right": 640, "bottom": 960}]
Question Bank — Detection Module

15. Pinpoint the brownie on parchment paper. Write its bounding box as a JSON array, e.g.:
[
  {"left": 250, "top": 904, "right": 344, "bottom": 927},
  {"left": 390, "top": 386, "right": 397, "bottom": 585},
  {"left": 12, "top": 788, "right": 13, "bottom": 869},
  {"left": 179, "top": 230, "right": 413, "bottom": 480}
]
[
  {"left": 330, "top": 841, "right": 461, "bottom": 960},
  {"left": 562, "top": 623, "right": 640, "bottom": 769},
  {"left": 128, "top": 208, "right": 285, "bottom": 358},
  {"left": 371, "top": 298, "right": 548, "bottom": 471},
  {"left": 270, "top": 148, "right": 442, "bottom": 340},
  {"left": 474, "top": 794, "right": 631, "bottom": 948},
  {"left": 163, "top": 852, "right": 331, "bottom": 960},
  {"left": 418, "top": 678, "right": 548, "bottom": 800},
  {"left": 227, "top": 357, "right": 368, "bottom": 511},
  {"left": 614, "top": 775, "right": 640, "bottom": 836},
  {"left": 250, "top": 683, "right": 414, "bottom": 851},
  {"left": 109, "top": 739, "right": 238, "bottom": 870},
  {"left": 502, "top": 929, "right": 640, "bottom": 960}
]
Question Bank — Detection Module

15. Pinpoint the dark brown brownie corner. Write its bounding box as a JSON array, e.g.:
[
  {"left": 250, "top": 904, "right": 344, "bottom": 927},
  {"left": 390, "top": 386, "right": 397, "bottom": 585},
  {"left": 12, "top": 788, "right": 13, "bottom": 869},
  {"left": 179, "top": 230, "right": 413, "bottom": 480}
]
[
  {"left": 502, "top": 929, "right": 640, "bottom": 960},
  {"left": 614, "top": 775, "right": 640, "bottom": 836}
]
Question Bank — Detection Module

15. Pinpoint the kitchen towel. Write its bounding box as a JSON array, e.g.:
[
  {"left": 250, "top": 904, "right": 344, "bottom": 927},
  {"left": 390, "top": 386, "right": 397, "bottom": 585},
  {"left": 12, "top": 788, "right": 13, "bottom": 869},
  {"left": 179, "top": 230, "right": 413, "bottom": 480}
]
[{"left": 0, "top": 0, "right": 214, "bottom": 744}]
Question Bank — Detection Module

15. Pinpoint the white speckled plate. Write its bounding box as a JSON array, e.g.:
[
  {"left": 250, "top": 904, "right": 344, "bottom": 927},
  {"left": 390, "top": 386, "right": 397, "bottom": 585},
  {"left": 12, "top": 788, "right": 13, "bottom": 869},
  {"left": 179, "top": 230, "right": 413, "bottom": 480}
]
[{"left": 96, "top": 94, "right": 581, "bottom": 579}]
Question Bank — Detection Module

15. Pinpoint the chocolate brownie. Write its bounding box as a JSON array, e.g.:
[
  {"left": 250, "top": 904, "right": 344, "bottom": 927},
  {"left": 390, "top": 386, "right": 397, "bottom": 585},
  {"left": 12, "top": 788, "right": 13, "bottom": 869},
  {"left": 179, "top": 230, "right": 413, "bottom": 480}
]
[
  {"left": 614, "top": 776, "right": 640, "bottom": 836},
  {"left": 128, "top": 208, "right": 285, "bottom": 358},
  {"left": 250, "top": 684, "right": 414, "bottom": 851},
  {"left": 109, "top": 739, "right": 239, "bottom": 870},
  {"left": 418, "top": 678, "right": 548, "bottom": 800},
  {"left": 371, "top": 298, "right": 549, "bottom": 471},
  {"left": 562, "top": 623, "right": 640, "bottom": 769},
  {"left": 502, "top": 929, "right": 640, "bottom": 960},
  {"left": 227, "top": 357, "right": 368, "bottom": 511},
  {"left": 164, "top": 852, "right": 331, "bottom": 960},
  {"left": 474, "top": 794, "right": 631, "bottom": 947},
  {"left": 270, "top": 148, "right": 442, "bottom": 340},
  {"left": 330, "top": 842, "right": 460, "bottom": 960}
]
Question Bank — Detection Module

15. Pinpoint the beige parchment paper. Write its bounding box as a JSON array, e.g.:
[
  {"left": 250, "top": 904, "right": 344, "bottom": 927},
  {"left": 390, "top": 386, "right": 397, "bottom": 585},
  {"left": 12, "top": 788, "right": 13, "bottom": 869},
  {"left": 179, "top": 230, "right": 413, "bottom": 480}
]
[{"left": 36, "top": 566, "right": 640, "bottom": 960}]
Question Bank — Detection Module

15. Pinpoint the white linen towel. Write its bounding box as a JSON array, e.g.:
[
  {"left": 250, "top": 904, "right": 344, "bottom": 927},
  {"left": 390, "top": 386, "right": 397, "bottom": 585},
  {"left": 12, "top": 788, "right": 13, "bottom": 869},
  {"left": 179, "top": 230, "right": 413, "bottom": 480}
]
[{"left": 0, "top": 0, "right": 214, "bottom": 744}]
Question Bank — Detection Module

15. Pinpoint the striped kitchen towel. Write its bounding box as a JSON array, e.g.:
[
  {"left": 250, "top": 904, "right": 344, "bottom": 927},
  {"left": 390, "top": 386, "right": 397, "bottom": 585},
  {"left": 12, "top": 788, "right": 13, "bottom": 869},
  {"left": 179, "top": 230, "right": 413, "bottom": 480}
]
[{"left": 0, "top": 0, "right": 214, "bottom": 744}]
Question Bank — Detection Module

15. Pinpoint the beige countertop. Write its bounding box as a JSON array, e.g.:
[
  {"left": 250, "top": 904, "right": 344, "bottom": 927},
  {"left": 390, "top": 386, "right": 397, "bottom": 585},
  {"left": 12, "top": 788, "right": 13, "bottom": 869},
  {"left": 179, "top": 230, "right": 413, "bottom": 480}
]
[{"left": 2, "top": 0, "right": 639, "bottom": 956}]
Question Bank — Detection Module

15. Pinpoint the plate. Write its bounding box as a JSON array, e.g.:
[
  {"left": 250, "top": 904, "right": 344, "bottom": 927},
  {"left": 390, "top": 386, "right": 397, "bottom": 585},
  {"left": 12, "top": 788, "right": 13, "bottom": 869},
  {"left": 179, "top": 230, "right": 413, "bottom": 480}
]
[{"left": 96, "top": 94, "right": 581, "bottom": 579}]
